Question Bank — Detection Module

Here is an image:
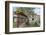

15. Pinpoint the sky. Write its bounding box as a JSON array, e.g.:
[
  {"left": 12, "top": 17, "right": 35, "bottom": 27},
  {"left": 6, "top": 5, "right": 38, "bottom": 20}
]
[
  {"left": 13, "top": 7, "right": 16, "bottom": 12},
  {"left": 34, "top": 8, "right": 40, "bottom": 15}
]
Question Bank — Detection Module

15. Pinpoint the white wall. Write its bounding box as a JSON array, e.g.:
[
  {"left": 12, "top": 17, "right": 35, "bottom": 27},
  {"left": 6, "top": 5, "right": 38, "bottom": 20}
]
[{"left": 0, "top": 0, "right": 46, "bottom": 35}]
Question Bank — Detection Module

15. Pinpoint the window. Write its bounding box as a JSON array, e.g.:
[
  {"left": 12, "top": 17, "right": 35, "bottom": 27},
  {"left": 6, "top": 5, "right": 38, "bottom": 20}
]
[{"left": 32, "top": 18, "right": 34, "bottom": 20}]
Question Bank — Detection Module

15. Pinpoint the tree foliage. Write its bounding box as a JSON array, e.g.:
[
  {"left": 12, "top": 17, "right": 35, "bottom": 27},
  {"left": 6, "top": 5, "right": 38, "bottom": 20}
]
[{"left": 16, "top": 7, "right": 35, "bottom": 17}]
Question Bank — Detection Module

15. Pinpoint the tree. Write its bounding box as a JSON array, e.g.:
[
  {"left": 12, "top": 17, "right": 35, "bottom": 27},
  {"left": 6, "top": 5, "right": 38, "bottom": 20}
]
[
  {"left": 16, "top": 7, "right": 25, "bottom": 13},
  {"left": 15, "top": 7, "right": 35, "bottom": 17}
]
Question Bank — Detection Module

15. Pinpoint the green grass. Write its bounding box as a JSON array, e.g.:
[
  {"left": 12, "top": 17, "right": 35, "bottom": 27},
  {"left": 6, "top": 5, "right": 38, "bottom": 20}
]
[
  {"left": 13, "top": 22, "right": 16, "bottom": 28},
  {"left": 13, "top": 22, "right": 40, "bottom": 28}
]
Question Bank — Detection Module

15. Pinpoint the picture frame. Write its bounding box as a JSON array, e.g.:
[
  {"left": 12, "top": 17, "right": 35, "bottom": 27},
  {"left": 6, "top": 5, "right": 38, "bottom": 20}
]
[{"left": 5, "top": 1, "right": 45, "bottom": 34}]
